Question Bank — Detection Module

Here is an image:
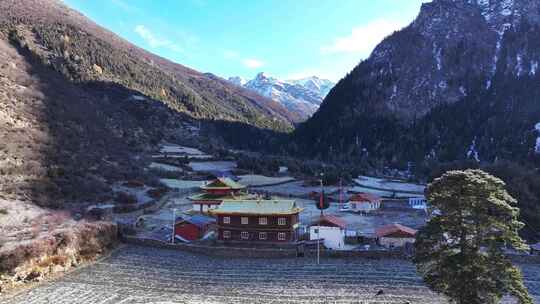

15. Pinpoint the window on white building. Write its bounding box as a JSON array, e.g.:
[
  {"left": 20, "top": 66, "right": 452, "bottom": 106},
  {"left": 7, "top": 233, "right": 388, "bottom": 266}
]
[
  {"left": 241, "top": 231, "right": 249, "bottom": 239},
  {"left": 241, "top": 217, "right": 249, "bottom": 225},
  {"left": 259, "top": 217, "right": 268, "bottom": 225},
  {"left": 278, "top": 217, "right": 286, "bottom": 226},
  {"left": 223, "top": 216, "right": 230, "bottom": 224},
  {"left": 259, "top": 232, "right": 267, "bottom": 240},
  {"left": 223, "top": 230, "right": 231, "bottom": 239},
  {"left": 278, "top": 232, "right": 286, "bottom": 241}
]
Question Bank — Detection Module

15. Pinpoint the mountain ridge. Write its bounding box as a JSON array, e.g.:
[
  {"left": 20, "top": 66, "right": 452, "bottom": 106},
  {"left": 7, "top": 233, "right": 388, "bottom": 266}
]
[
  {"left": 228, "top": 72, "right": 335, "bottom": 121},
  {"left": 293, "top": 0, "right": 540, "bottom": 165},
  {"left": 0, "top": 0, "right": 297, "bottom": 131}
]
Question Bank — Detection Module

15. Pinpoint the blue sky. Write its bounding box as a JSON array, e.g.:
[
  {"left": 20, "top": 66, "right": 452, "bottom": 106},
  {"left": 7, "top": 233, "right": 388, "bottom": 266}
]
[{"left": 63, "top": 0, "right": 428, "bottom": 82}]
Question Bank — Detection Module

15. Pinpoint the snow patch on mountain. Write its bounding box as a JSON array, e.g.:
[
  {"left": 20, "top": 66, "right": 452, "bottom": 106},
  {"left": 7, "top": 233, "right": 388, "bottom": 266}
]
[
  {"left": 467, "top": 138, "right": 480, "bottom": 162},
  {"left": 486, "top": 23, "right": 512, "bottom": 89},
  {"left": 535, "top": 122, "right": 540, "bottom": 153},
  {"left": 530, "top": 61, "right": 538, "bottom": 76}
]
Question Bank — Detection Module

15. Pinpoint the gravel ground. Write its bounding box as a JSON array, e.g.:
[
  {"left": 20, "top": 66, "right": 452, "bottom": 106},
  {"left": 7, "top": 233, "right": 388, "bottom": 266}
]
[{"left": 2, "top": 245, "right": 538, "bottom": 304}]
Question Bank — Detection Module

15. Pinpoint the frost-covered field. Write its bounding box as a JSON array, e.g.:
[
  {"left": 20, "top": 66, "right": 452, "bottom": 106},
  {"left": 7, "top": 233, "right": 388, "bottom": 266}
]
[
  {"left": 348, "top": 186, "right": 422, "bottom": 198},
  {"left": 160, "top": 144, "right": 205, "bottom": 155},
  {"left": 159, "top": 179, "right": 203, "bottom": 190},
  {"left": 257, "top": 181, "right": 341, "bottom": 197},
  {"left": 354, "top": 176, "right": 425, "bottom": 194},
  {"left": 188, "top": 161, "right": 237, "bottom": 172},
  {"left": 3, "top": 245, "right": 538, "bottom": 304},
  {"left": 149, "top": 162, "right": 183, "bottom": 172},
  {"left": 237, "top": 174, "right": 295, "bottom": 186},
  {"left": 153, "top": 144, "right": 212, "bottom": 159}
]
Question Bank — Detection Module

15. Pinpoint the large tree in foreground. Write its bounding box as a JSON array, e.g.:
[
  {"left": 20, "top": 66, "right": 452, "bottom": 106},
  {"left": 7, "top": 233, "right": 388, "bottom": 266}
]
[{"left": 414, "top": 169, "right": 532, "bottom": 304}]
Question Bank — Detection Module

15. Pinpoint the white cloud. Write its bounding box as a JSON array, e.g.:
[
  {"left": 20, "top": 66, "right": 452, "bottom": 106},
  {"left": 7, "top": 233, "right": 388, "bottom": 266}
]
[
  {"left": 321, "top": 18, "right": 408, "bottom": 56},
  {"left": 242, "top": 58, "right": 265, "bottom": 69},
  {"left": 134, "top": 25, "right": 184, "bottom": 53}
]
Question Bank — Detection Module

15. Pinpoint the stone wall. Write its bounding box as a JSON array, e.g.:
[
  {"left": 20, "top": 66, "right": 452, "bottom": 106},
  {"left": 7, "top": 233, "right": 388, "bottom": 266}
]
[{"left": 122, "top": 236, "right": 407, "bottom": 259}]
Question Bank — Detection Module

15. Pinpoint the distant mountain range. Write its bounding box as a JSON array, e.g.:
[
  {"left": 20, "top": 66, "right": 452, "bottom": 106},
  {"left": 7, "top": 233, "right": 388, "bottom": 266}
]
[{"left": 229, "top": 73, "right": 335, "bottom": 121}]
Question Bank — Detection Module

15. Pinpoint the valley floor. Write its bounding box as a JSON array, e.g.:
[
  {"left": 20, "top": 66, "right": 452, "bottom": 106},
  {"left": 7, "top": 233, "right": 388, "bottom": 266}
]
[{"left": 1, "top": 245, "right": 539, "bottom": 304}]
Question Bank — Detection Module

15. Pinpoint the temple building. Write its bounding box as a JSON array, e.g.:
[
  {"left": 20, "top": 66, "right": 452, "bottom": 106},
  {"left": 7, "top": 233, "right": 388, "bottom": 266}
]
[
  {"left": 211, "top": 199, "right": 303, "bottom": 243},
  {"left": 189, "top": 177, "right": 252, "bottom": 213}
]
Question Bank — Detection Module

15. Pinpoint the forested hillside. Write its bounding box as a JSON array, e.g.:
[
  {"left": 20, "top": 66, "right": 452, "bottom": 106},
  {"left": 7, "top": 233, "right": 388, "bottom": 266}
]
[{"left": 293, "top": 0, "right": 540, "bottom": 167}]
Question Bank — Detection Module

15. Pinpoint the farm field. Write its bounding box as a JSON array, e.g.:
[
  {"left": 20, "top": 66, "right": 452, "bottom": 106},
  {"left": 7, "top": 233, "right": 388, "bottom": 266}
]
[
  {"left": 353, "top": 176, "right": 426, "bottom": 197},
  {"left": 237, "top": 174, "right": 295, "bottom": 187},
  {"left": 2, "top": 245, "right": 538, "bottom": 304},
  {"left": 188, "top": 161, "right": 237, "bottom": 172}
]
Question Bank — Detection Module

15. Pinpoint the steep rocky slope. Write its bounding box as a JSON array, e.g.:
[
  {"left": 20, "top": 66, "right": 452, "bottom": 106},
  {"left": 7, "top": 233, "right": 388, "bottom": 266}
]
[
  {"left": 0, "top": 36, "right": 186, "bottom": 207},
  {"left": 0, "top": 0, "right": 295, "bottom": 131},
  {"left": 293, "top": 0, "right": 540, "bottom": 165}
]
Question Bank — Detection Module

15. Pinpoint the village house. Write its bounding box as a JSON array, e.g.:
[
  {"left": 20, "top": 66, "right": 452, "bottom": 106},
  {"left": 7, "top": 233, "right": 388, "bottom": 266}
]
[
  {"left": 210, "top": 199, "right": 303, "bottom": 243},
  {"left": 409, "top": 197, "right": 428, "bottom": 210},
  {"left": 375, "top": 223, "right": 417, "bottom": 248},
  {"left": 174, "top": 214, "right": 216, "bottom": 242},
  {"left": 189, "top": 177, "right": 252, "bottom": 213},
  {"left": 346, "top": 193, "right": 382, "bottom": 213},
  {"left": 309, "top": 215, "right": 346, "bottom": 250}
]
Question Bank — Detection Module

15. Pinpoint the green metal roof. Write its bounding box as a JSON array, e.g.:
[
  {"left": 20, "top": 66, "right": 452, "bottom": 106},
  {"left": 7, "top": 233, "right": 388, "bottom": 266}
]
[
  {"left": 210, "top": 199, "right": 303, "bottom": 215},
  {"left": 200, "top": 177, "right": 246, "bottom": 190},
  {"left": 189, "top": 193, "right": 254, "bottom": 201}
]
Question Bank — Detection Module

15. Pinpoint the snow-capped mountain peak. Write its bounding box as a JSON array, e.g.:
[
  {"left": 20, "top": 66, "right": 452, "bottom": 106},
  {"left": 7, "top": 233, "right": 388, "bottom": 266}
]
[{"left": 228, "top": 73, "right": 335, "bottom": 121}]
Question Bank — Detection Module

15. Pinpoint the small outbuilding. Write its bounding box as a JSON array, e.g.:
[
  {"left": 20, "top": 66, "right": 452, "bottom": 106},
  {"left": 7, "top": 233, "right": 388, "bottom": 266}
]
[
  {"left": 375, "top": 223, "right": 417, "bottom": 249},
  {"left": 347, "top": 193, "right": 382, "bottom": 213},
  {"left": 174, "top": 214, "right": 216, "bottom": 242},
  {"left": 309, "top": 215, "right": 347, "bottom": 250},
  {"left": 409, "top": 197, "right": 428, "bottom": 210}
]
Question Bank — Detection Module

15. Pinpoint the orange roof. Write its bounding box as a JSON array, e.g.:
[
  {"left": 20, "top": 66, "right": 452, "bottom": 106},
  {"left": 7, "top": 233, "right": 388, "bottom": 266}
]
[
  {"left": 375, "top": 223, "right": 417, "bottom": 238},
  {"left": 349, "top": 193, "right": 381, "bottom": 202},
  {"left": 314, "top": 215, "right": 347, "bottom": 229}
]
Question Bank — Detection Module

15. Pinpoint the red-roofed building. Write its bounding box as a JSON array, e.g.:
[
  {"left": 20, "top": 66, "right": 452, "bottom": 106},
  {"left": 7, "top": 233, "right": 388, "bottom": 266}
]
[
  {"left": 309, "top": 215, "right": 347, "bottom": 250},
  {"left": 174, "top": 215, "right": 216, "bottom": 242},
  {"left": 375, "top": 223, "right": 417, "bottom": 248},
  {"left": 314, "top": 215, "right": 346, "bottom": 229},
  {"left": 347, "top": 193, "right": 382, "bottom": 213}
]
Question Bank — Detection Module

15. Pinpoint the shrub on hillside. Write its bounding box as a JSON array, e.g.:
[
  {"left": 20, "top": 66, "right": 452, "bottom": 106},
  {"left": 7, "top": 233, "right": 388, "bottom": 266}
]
[
  {"left": 123, "top": 180, "right": 145, "bottom": 188},
  {"left": 147, "top": 187, "right": 168, "bottom": 199},
  {"left": 114, "top": 192, "right": 137, "bottom": 205}
]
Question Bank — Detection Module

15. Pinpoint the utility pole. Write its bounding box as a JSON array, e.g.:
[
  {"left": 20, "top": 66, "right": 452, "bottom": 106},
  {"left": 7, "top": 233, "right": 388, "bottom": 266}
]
[
  {"left": 319, "top": 173, "right": 324, "bottom": 216},
  {"left": 317, "top": 173, "right": 324, "bottom": 265},
  {"left": 317, "top": 224, "right": 320, "bottom": 265},
  {"left": 171, "top": 208, "right": 176, "bottom": 244},
  {"left": 339, "top": 177, "right": 343, "bottom": 210}
]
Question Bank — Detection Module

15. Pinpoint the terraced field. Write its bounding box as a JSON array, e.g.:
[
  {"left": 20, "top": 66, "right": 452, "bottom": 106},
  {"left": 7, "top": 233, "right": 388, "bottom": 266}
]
[{"left": 2, "top": 246, "right": 539, "bottom": 304}]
